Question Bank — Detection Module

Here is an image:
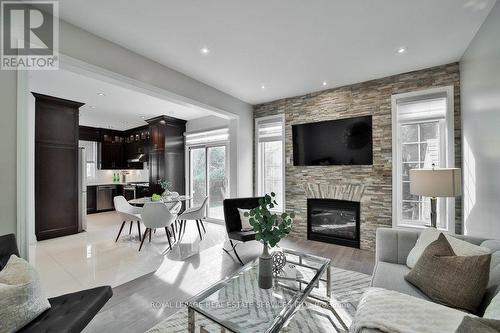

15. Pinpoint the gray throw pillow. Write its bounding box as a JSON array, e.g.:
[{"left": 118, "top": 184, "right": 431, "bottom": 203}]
[
  {"left": 455, "top": 316, "right": 500, "bottom": 333},
  {"left": 0, "top": 255, "right": 51, "bottom": 332},
  {"left": 405, "top": 233, "right": 491, "bottom": 314}
]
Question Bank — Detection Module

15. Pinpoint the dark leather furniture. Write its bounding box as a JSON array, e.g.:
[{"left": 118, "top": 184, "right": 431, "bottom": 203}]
[
  {"left": 222, "top": 197, "right": 262, "bottom": 265},
  {"left": 0, "top": 234, "right": 113, "bottom": 333}
]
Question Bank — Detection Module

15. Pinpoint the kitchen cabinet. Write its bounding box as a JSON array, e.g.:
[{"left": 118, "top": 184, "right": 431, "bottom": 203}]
[
  {"left": 100, "top": 142, "right": 124, "bottom": 169},
  {"left": 146, "top": 116, "right": 186, "bottom": 195},
  {"left": 123, "top": 126, "right": 149, "bottom": 169},
  {"left": 80, "top": 125, "right": 149, "bottom": 170},
  {"left": 87, "top": 185, "right": 97, "bottom": 214},
  {"left": 34, "top": 93, "right": 84, "bottom": 240},
  {"left": 79, "top": 126, "right": 101, "bottom": 141}
]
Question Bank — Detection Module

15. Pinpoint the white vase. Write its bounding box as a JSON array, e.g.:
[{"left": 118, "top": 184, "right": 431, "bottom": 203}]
[
  {"left": 258, "top": 242, "right": 273, "bottom": 289},
  {"left": 161, "top": 190, "right": 171, "bottom": 199}
]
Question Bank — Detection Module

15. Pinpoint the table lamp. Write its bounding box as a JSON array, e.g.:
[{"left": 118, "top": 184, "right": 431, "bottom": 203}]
[{"left": 409, "top": 164, "right": 461, "bottom": 228}]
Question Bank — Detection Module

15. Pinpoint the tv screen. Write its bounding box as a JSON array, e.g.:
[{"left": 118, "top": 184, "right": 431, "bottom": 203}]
[{"left": 292, "top": 115, "right": 373, "bottom": 166}]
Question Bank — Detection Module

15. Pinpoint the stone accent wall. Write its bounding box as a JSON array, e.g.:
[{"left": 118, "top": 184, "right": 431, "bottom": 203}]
[{"left": 253, "top": 63, "right": 461, "bottom": 250}]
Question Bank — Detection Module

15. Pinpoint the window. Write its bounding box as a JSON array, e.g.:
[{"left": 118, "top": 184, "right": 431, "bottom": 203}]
[
  {"left": 186, "top": 128, "right": 229, "bottom": 221},
  {"left": 392, "top": 87, "right": 455, "bottom": 230},
  {"left": 255, "top": 115, "right": 285, "bottom": 211},
  {"left": 79, "top": 140, "right": 97, "bottom": 179}
]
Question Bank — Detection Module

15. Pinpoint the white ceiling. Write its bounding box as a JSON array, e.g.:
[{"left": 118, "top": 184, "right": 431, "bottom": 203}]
[
  {"left": 29, "top": 69, "right": 214, "bottom": 130},
  {"left": 56, "top": 0, "right": 496, "bottom": 104}
]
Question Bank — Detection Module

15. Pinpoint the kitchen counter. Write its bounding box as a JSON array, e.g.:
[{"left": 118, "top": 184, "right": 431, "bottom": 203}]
[{"left": 87, "top": 181, "right": 149, "bottom": 186}]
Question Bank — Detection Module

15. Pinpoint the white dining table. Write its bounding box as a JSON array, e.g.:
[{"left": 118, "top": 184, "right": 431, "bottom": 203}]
[{"left": 128, "top": 195, "right": 192, "bottom": 205}]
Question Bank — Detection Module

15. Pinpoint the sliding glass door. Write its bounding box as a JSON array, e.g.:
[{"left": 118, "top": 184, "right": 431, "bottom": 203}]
[{"left": 189, "top": 145, "right": 227, "bottom": 220}]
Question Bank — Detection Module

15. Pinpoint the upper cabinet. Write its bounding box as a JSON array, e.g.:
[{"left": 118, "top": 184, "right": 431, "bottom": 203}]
[{"left": 79, "top": 126, "right": 150, "bottom": 170}]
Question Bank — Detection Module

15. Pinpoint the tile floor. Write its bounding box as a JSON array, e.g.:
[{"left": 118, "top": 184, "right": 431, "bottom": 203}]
[{"left": 29, "top": 211, "right": 227, "bottom": 297}]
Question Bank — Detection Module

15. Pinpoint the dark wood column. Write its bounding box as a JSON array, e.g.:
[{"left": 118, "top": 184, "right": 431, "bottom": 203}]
[
  {"left": 34, "top": 93, "right": 84, "bottom": 240},
  {"left": 146, "top": 116, "right": 186, "bottom": 196}
]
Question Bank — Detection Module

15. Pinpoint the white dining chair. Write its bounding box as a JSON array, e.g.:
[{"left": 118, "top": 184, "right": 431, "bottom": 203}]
[
  {"left": 177, "top": 196, "right": 208, "bottom": 240},
  {"left": 113, "top": 196, "right": 142, "bottom": 242},
  {"left": 139, "top": 202, "right": 178, "bottom": 252}
]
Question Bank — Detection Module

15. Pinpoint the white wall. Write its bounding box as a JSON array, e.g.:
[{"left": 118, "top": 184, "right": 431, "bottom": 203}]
[
  {"left": 186, "top": 115, "right": 229, "bottom": 133},
  {"left": 0, "top": 70, "right": 17, "bottom": 236},
  {"left": 460, "top": 1, "right": 500, "bottom": 238},
  {"left": 0, "top": 18, "right": 253, "bottom": 243}
]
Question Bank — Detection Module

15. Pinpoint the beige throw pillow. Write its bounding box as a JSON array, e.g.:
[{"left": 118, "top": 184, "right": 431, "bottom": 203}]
[
  {"left": 0, "top": 255, "right": 51, "bottom": 332},
  {"left": 406, "top": 228, "right": 491, "bottom": 268},
  {"left": 405, "top": 233, "right": 491, "bottom": 314},
  {"left": 238, "top": 208, "right": 253, "bottom": 231}
]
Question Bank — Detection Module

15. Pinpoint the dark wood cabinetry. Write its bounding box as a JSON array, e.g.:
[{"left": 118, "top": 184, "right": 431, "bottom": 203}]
[
  {"left": 79, "top": 126, "right": 101, "bottom": 141},
  {"left": 146, "top": 116, "right": 186, "bottom": 195},
  {"left": 87, "top": 185, "right": 97, "bottom": 214},
  {"left": 79, "top": 126, "right": 149, "bottom": 170},
  {"left": 123, "top": 126, "right": 149, "bottom": 169},
  {"left": 34, "top": 93, "right": 84, "bottom": 241}
]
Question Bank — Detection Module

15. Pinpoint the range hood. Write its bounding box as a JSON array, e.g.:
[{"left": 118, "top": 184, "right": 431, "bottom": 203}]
[{"left": 127, "top": 153, "right": 147, "bottom": 163}]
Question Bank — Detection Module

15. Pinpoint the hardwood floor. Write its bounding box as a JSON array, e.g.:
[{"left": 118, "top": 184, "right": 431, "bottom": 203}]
[{"left": 84, "top": 222, "right": 374, "bottom": 333}]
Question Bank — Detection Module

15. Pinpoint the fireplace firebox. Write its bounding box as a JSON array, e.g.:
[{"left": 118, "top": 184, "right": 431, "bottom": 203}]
[{"left": 307, "top": 198, "right": 360, "bottom": 248}]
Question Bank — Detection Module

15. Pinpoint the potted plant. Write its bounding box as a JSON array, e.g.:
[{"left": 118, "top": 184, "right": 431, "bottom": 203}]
[
  {"left": 245, "top": 193, "right": 294, "bottom": 289},
  {"left": 159, "top": 179, "right": 171, "bottom": 199}
]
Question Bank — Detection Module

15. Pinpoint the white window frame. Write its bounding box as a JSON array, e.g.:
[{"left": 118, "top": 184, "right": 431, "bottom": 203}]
[
  {"left": 255, "top": 114, "right": 285, "bottom": 212},
  {"left": 391, "top": 86, "right": 455, "bottom": 232},
  {"left": 185, "top": 128, "right": 230, "bottom": 223}
]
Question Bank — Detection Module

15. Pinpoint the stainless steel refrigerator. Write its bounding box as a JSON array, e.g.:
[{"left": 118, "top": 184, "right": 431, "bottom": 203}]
[{"left": 78, "top": 147, "right": 87, "bottom": 231}]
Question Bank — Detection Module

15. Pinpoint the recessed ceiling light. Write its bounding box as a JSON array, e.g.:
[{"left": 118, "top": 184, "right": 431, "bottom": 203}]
[
  {"left": 322, "top": 81, "right": 327, "bottom": 87},
  {"left": 89, "top": 105, "right": 96, "bottom": 109},
  {"left": 140, "top": 116, "right": 146, "bottom": 119},
  {"left": 200, "top": 47, "right": 210, "bottom": 55},
  {"left": 261, "top": 84, "right": 265, "bottom": 90},
  {"left": 97, "top": 92, "right": 106, "bottom": 96},
  {"left": 397, "top": 47, "right": 407, "bottom": 54}
]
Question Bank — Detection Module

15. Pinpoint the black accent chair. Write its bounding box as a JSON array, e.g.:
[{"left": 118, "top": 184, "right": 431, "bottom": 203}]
[
  {"left": 0, "top": 234, "right": 113, "bottom": 333},
  {"left": 222, "top": 197, "right": 262, "bottom": 265}
]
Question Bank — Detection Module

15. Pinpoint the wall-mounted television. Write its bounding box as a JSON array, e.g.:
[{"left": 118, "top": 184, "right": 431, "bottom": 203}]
[{"left": 292, "top": 115, "right": 373, "bottom": 166}]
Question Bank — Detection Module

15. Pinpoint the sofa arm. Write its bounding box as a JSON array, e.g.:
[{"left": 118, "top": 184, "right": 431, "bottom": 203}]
[
  {"left": 376, "top": 228, "right": 420, "bottom": 265},
  {"left": 0, "top": 233, "right": 19, "bottom": 270}
]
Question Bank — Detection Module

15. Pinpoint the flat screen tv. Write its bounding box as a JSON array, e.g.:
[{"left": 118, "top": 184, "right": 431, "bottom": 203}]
[{"left": 292, "top": 115, "right": 373, "bottom": 166}]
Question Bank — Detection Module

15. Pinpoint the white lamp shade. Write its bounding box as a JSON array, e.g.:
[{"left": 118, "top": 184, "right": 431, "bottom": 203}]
[{"left": 409, "top": 168, "right": 462, "bottom": 197}]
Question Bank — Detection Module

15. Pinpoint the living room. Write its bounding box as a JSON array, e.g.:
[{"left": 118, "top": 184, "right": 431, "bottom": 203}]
[{"left": 1, "top": 1, "right": 500, "bottom": 332}]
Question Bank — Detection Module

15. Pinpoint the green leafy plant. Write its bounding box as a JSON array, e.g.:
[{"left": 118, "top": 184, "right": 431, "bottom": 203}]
[
  {"left": 245, "top": 193, "right": 294, "bottom": 247},
  {"left": 159, "top": 179, "right": 171, "bottom": 191}
]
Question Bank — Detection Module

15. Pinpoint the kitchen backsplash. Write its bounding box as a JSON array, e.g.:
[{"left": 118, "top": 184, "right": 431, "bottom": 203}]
[{"left": 90, "top": 168, "right": 149, "bottom": 184}]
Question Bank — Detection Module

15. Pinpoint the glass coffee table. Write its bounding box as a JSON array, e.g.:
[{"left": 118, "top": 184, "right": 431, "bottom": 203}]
[{"left": 185, "top": 248, "right": 347, "bottom": 332}]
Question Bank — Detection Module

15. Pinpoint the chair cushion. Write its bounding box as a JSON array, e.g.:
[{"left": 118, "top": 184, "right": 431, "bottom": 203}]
[
  {"left": 405, "top": 233, "right": 491, "bottom": 314},
  {"left": 371, "top": 261, "right": 431, "bottom": 301},
  {"left": 0, "top": 255, "right": 51, "bottom": 333},
  {"left": 19, "top": 286, "right": 113, "bottom": 333},
  {"left": 223, "top": 197, "right": 262, "bottom": 233},
  {"left": 228, "top": 231, "right": 256, "bottom": 242}
]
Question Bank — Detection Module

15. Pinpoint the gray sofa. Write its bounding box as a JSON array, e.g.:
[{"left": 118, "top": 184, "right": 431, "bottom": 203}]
[{"left": 372, "top": 228, "right": 500, "bottom": 313}]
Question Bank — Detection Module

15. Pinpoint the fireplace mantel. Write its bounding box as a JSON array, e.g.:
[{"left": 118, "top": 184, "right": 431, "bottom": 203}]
[{"left": 304, "top": 183, "right": 366, "bottom": 202}]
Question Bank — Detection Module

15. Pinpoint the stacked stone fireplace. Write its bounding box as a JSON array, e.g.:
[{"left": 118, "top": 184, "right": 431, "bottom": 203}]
[{"left": 253, "top": 63, "right": 462, "bottom": 250}]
